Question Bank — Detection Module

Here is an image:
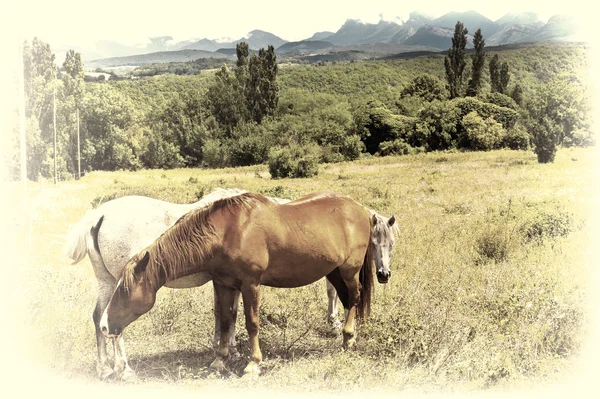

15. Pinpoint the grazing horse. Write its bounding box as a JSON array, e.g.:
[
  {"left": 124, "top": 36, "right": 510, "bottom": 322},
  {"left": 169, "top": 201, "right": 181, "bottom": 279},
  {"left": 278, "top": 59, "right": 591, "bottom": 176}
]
[
  {"left": 100, "top": 192, "right": 374, "bottom": 374},
  {"left": 65, "top": 188, "right": 399, "bottom": 380},
  {"left": 64, "top": 188, "right": 251, "bottom": 380}
]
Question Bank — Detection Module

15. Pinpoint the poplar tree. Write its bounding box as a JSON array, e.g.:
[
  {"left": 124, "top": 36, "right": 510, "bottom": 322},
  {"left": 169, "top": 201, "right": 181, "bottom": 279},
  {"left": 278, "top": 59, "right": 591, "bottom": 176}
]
[
  {"left": 466, "top": 29, "right": 485, "bottom": 97},
  {"left": 444, "top": 22, "right": 469, "bottom": 99},
  {"left": 63, "top": 50, "right": 85, "bottom": 107},
  {"left": 490, "top": 54, "right": 510, "bottom": 94}
]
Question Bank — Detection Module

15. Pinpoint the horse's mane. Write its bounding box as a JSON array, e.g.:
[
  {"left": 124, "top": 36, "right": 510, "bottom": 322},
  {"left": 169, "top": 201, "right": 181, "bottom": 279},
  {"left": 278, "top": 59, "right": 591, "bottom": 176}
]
[{"left": 123, "top": 192, "right": 272, "bottom": 292}]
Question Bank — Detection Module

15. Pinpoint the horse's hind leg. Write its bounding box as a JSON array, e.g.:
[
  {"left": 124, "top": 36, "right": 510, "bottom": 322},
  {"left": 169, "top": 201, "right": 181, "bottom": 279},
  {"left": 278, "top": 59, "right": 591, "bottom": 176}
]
[
  {"left": 92, "top": 290, "right": 114, "bottom": 379},
  {"left": 88, "top": 241, "right": 135, "bottom": 380},
  {"left": 209, "top": 282, "right": 238, "bottom": 373}
]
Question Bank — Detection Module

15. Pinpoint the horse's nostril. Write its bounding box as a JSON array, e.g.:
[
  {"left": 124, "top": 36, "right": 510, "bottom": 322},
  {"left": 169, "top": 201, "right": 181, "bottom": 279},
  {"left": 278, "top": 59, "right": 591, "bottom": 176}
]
[{"left": 101, "top": 326, "right": 107, "bottom": 334}]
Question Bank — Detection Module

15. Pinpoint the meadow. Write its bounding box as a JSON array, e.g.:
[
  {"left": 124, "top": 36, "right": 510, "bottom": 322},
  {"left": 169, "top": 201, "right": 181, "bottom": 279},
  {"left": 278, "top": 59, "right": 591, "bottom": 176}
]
[{"left": 3, "top": 147, "right": 597, "bottom": 394}]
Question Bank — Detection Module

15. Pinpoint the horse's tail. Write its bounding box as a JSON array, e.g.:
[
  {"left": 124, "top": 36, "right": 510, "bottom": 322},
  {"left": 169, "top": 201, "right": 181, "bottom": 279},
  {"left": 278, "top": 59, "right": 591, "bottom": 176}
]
[
  {"left": 357, "top": 229, "right": 374, "bottom": 320},
  {"left": 63, "top": 209, "right": 104, "bottom": 265}
]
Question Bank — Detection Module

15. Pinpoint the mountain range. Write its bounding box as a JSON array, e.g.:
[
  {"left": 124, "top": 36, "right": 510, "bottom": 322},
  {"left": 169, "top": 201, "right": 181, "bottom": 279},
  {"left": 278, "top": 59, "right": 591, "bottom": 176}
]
[{"left": 78, "top": 10, "right": 582, "bottom": 69}]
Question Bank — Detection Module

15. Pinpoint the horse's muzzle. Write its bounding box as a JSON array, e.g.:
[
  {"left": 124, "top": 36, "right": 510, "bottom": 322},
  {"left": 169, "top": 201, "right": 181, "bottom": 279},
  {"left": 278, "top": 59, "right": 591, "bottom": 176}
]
[
  {"left": 376, "top": 270, "right": 391, "bottom": 284},
  {"left": 101, "top": 325, "right": 121, "bottom": 338}
]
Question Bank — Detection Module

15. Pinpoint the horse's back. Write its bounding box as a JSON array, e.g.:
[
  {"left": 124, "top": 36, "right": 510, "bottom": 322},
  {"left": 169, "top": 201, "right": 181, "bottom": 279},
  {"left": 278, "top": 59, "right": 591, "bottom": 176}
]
[
  {"left": 280, "top": 192, "right": 369, "bottom": 234},
  {"left": 96, "top": 196, "right": 190, "bottom": 278}
]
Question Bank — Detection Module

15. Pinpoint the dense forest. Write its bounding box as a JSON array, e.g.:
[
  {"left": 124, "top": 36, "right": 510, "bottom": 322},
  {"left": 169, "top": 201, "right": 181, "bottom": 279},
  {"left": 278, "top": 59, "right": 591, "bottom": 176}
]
[{"left": 6, "top": 30, "right": 593, "bottom": 181}]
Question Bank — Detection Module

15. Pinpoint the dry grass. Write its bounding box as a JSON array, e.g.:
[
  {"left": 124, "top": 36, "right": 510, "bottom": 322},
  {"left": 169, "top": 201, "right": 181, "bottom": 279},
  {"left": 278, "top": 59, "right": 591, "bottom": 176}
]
[{"left": 3, "top": 147, "right": 597, "bottom": 394}]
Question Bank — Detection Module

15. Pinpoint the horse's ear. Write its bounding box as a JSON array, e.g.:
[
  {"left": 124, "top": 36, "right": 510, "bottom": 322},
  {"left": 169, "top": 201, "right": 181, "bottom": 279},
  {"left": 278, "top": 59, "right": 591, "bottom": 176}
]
[
  {"left": 134, "top": 252, "right": 150, "bottom": 275},
  {"left": 372, "top": 213, "right": 378, "bottom": 225},
  {"left": 388, "top": 215, "right": 396, "bottom": 226}
]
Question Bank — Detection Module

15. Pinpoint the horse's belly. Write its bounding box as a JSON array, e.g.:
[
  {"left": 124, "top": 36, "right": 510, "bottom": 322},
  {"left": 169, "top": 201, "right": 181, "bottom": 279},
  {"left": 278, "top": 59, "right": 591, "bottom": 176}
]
[
  {"left": 260, "top": 260, "right": 337, "bottom": 288},
  {"left": 164, "top": 272, "right": 212, "bottom": 288}
]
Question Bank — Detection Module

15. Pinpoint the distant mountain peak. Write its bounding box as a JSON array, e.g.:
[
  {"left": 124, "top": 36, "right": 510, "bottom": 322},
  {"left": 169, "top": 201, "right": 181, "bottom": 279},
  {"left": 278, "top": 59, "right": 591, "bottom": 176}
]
[
  {"left": 327, "top": 18, "right": 408, "bottom": 46},
  {"left": 409, "top": 11, "right": 434, "bottom": 20},
  {"left": 305, "top": 31, "right": 335, "bottom": 41},
  {"left": 496, "top": 12, "right": 543, "bottom": 27},
  {"left": 214, "top": 37, "right": 235, "bottom": 43},
  {"left": 341, "top": 18, "right": 363, "bottom": 26}
]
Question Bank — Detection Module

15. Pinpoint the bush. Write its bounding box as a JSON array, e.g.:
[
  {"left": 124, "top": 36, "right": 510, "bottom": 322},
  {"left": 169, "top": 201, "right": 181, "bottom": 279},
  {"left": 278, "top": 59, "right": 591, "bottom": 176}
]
[
  {"left": 479, "top": 92, "right": 518, "bottom": 110},
  {"left": 503, "top": 125, "right": 531, "bottom": 150},
  {"left": 520, "top": 207, "right": 579, "bottom": 243},
  {"left": 530, "top": 117, "right": 560, "bottom": 163},
  {"left": 400, "top": 74, "right": 448, "bottom": 102},
  {"left": 378, "top": 139, "right": 412, "bottom": 156},
  {"left": 268, "top": 143, "right": 320, "bottom": 179},
  {"left": 359, "top": 100, "right": 418, "bottom": 154},
  {"left": 562, "top": 128, "right": 595, "bottom": 147},
  {"left": 339, "top": 134, "right": 364, "bottom": 160},
  {"left": 415, "top": 100, "right": 461, "bottom": 151},
  {"left": 453, "top": 97, "right": 519, "bottom": 129},
  {"left": 141, "top": 132, "right": 185, "bottom": 169},
  {"left": 476, "top": 223, "right": 517, "bottom": 263},
  {"left": 320, "top": 146, "right": 346, "bottom": 163},
  {"left": 229, "top": 123, "right": 274, "bottom": 166},
  {"left": 202, "top": 139, "right": 231, "bottom": 168},
  {"left": 462, "top": 112, "right": 506, "bottom": 151}
]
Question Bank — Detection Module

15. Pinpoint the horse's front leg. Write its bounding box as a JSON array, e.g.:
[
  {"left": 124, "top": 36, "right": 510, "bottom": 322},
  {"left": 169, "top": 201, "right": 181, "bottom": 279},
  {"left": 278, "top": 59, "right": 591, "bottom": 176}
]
[
  {"left": 241, "top": 282, "right": 262, "bottom": 375},
  {"left": 326, "top": 279, "right": 342, "bottom": 330},
  {"left": 340, "top": 276, "right": 361, "bottom": 350},
  {"left": 113, "top": 334, "right": 136, "bottom": 381},
  {"left": 212, "top": 285, "right": 240, "bottom": 355},
  {"left": 209, "top": 282, "right": 238, "bottom": 373}
]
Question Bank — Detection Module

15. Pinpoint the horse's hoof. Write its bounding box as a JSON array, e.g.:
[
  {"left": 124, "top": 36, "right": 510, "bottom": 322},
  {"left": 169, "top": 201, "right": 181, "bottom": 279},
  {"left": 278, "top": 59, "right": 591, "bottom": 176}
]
[
  {"left": 243, "top": 361, "right": 260, "bottom": 375},
  {"left": 209, "top": 357, "right": 227, "bottom": 373},
  {"left": 328, "top": 317, "right": 342, "bottom": 332},
  {"left": 97, "top": 366, "right": 114, "bottom": 380},
  {"left": 342, "top": 337, "right": 356, "bottom": 350},
  {"left": 120, "top": 368, "right": 138, "bottom": 383}
]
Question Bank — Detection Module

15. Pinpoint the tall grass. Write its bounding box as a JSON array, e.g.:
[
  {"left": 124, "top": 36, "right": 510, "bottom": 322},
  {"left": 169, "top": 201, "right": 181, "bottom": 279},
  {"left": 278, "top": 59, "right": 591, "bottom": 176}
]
[{"left": 8, "top": 147, "right": 596, "bottom": 392}]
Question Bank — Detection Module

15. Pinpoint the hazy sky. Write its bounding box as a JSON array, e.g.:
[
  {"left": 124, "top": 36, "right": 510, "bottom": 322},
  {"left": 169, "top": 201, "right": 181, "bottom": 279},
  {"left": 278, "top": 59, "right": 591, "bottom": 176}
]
[{"left": 6, "top": 0, "right": 592, "bottom": 47}]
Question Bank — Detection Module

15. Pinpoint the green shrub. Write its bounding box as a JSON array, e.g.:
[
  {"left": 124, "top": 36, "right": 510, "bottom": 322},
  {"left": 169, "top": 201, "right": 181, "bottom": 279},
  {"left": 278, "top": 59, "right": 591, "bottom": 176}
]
[
  {"left": 461, "top": 112, "right": 506, "bottom": 151},
  {"left": 503, "top": 125, "right": 531, "bottom": 150},
  {"left": 378, "top": 139, "right": 412, "bottom": 156},
  {"left": 415, "top": 100, "right": 461, "bottom": 150},
  {"left": 228, "top": 123, "right": 275, "bottom": 167},
  {"left": 476, "top": 223, "right": 517, "bottom": 263},
  {"left": 520, "top": 207, "right": 579, "bottom": 243},
  {"left": 479, "top": 92, "right": 518, "bottom": 110},
  {"left": 400, "top": 74, "right": 448, "bottom": 102},
  {"left": 268, "top": 143, "right": 320, "bottom": 179},
  {"left": 563, "top": 128, "right": 595, "bottom": 147},
  {"left": 530, "top": 117, "right": 560, "bottom": 163},
  {"left": 339, "top": 134, "right": 365, "bottom": 160},
  {"left": 202, "top": 139, "right": 231, "bottom": 168},
  {"left": 359, "top": 100, "right": 418, "bottom": 153},
  {"left": 141, "top": 133, "right": 185, "bottom": 169},
  {"left": 453, "top": 97, "right": 519, "bottom": 129},
  {"left": 320, "top": 146, "right": 346, "bottom": 163}
]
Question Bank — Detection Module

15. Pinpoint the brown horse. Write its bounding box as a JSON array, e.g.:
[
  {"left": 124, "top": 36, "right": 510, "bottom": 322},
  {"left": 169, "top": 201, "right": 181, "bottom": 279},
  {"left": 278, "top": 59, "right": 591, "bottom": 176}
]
[{"left": 100, "top": 192, "right": 373, "bottom": 374}]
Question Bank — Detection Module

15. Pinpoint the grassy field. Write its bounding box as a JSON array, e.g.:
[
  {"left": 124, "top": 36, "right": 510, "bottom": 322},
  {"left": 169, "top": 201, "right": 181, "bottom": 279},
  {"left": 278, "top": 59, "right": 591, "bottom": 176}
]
[{"left": 2, "top": 147, "right": 598, "bottom": 395}]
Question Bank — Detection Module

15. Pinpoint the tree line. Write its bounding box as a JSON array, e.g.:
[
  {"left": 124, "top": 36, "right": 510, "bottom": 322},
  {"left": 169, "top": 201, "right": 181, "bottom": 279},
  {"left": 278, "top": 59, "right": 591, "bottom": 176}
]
[{"left": 5, "top": 31, "right": 593, "bottom": 181}]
